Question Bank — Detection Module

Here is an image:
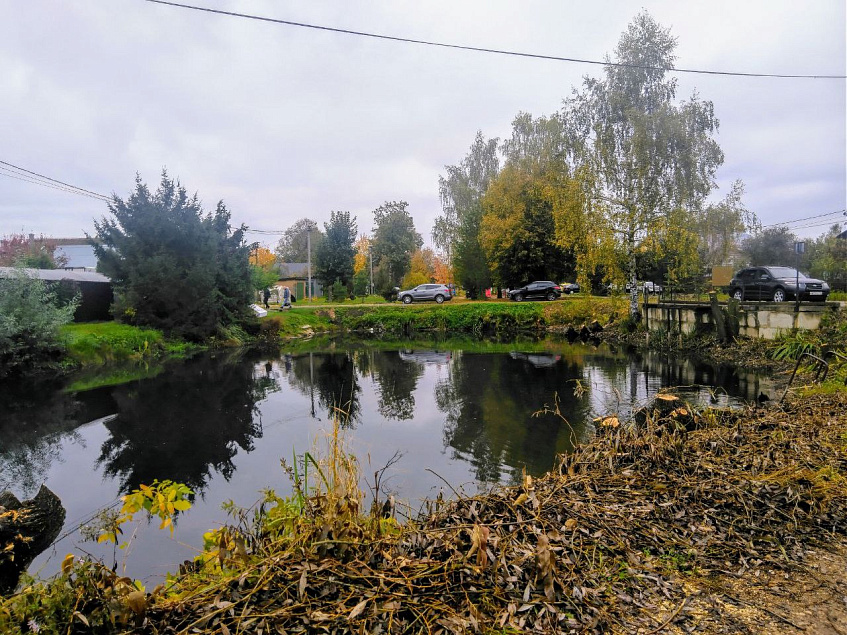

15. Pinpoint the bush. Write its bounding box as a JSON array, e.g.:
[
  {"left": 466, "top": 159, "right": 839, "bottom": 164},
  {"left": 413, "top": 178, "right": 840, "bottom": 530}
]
[{"left": 0, "top": 270, "right": 78, "bottom": 377}]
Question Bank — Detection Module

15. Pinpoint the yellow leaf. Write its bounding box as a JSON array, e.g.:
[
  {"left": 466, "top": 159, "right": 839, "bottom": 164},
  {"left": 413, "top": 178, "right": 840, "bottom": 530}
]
[
  {"left": 513, "top": 493, "right": 528, "bottom": 507},
  {"left": 173, "top": 500, "right": 191, "bottom": 511},
  {"left": 61, "top": 554, "right": 75, "bottom": 575}
]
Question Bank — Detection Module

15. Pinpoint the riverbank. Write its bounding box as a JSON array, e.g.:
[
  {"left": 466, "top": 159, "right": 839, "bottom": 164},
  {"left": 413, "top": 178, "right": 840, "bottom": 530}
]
[
  {"left": 3, "top": 385, "right": 845, "bottom": 634},
  {"left": 265, "top": 296, "right": 627, "bottom": 339}
]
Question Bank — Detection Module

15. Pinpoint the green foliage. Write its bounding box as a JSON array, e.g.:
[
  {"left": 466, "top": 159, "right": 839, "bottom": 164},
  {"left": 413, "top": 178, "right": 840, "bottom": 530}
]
[
  {"left": 562, "top": 11, "right": 724, "bottom": 315},
  {"left": 0, "top": 269, "right": 78, "bottom": 377},
  {"left": 741, "top": 225, "right": 796, "bottom": 267},
  {"left": 480, "top": 165, "right": 573, "bottom": 287},
  {"left": 770, "top": 330, "right": 820, "bottom": 361},
  {"left": 93, "top": 172, "right": 254, "bottom": 341},
  {"left": 371, "top": 201, "right": 423, "bottom": 287},
  {"left": 62, "top": 321, "right": 167, "bottom": 363},
  {"left": 91, "top": 480, "right": 193, "bottom": 547},
  {"left": 315, "top": 210, "right": 357, "bottom": 291},
  {"left": 352, "top": 268, "right": 370, "bottom": 296},
  {"left": 250, "top": 263, "right": 279, "bottom": 291},
  {"left": 274, "top": 218, "right": 324, "bottom": 263},
  {"left": 435, "top": 132, "right": 498, "bottom": 298}
]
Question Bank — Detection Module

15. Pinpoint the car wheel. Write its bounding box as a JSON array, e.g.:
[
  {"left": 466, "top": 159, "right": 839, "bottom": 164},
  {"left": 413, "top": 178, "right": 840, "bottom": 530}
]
[
  {"left": 731, "top": 288, "right": 743, "bottom": 301},
  {"left": 402, "top": 295, "right": 412, "bottom": 304},
  {"left": 546, "top": 292, "right": 557, "bottom": 301},
  {"left": 772, "top": 288, "right": 786, "bottom": 302},
  {"left": 434, "top": 294, "right": 444, "bottom": 304},
  {"left": 514, "top": 293, "right": 524, "bottom": 302}
]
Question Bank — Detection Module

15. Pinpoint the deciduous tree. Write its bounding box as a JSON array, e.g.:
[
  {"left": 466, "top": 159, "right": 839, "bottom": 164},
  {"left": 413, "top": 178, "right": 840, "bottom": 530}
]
[
  {"left": 562, "top": 11, "right": 724, "bottom": 314},
  {"left": 0, "top": 234, "right": 68, "bottom": 269},
  {"left": 371, "top": 201, "right": 422, "bottom": 289},
  {"left": 435, "top": 132, "right": 499, "bottom": 298},
  {"left": 275, "top": 218, "right": 324, "bottom": 263}
]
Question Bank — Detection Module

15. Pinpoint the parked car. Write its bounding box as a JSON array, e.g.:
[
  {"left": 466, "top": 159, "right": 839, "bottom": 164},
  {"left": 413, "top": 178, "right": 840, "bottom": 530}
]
[
  {"left": 508, "top": 281, "right": 562, "bottom": 302},
  {"left": 625, "top": 281, "right": 663, "bottom": 294},
  {"left": 397, "top": 283, "right": 453, "bottom": 304},
  {"left": 728, "top": 266, "right": 830, "bottom": 302},
  {"left": 560, "top": 282, "right": 580, "bottom": 294}
]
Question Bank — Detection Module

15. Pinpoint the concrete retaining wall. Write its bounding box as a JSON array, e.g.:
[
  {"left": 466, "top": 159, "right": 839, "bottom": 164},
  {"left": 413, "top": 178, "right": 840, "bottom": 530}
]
[{"left": 645, "top": 301, "right": 840, "bottom": 340}]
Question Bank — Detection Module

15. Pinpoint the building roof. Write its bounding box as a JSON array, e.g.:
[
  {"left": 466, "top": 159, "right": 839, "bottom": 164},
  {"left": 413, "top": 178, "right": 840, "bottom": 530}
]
[
  {"left": 275, "top": 262, "right": 311, "bottom": 278},
  {"left": 0, "top": 267, "right": 111, "bottom": 283}
]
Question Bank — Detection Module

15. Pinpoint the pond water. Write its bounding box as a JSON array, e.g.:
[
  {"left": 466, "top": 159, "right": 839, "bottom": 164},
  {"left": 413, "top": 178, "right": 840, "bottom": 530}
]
[{"left": 0, "top": 338, "right": 770, "bottom": 585}]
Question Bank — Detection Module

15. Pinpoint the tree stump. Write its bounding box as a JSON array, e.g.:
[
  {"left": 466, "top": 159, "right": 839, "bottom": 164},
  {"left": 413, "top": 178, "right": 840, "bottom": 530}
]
[
  {"left": 0, "top": 485, "right": 66, "bottom": 594},
  {"left": 633, "top": 393, "right": 696, "bottom": 430}
]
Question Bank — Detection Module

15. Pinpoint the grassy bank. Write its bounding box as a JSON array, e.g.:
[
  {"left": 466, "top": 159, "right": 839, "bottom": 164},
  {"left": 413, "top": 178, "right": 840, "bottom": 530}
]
[
  {"left": 61, "top": 322, "right": 198, "bottom": 366},
  {"left": 3, "top": 385, "right": 845, "bottom": 634},
  {"left": 265, "top": 296, "right": 627, "bottom": 338}
]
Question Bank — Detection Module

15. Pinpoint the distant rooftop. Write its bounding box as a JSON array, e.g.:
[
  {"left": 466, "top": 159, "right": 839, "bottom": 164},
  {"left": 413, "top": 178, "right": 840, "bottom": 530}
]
[{"left": 0, "top": 267, "right": 110, "bottom": 283}]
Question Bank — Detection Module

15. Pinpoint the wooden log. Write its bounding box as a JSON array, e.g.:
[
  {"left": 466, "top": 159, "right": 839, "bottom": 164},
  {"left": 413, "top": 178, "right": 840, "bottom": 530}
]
[{"left": 0, "top": 485, "right": 66, "bottom": 594}]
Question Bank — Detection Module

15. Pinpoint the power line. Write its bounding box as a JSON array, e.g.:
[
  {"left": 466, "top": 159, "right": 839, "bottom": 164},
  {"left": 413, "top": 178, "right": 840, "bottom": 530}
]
[
  {"left": 143, "top": 0, "right": 846, "bottom": 80},
  {"left": 760, "top": 208, "right": 846, "bottom": 228},
  {"left": 0, "top": 160, "right": 111, "bottom": 201},
  {"left": 0, "top": 167, "right": 109, "bottom": 202}
]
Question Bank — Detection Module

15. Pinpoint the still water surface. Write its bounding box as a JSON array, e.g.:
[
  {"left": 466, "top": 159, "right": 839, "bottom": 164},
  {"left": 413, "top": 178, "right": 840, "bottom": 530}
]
[{"left": 0, "top": 339, "right": 767, "bottom": 584}]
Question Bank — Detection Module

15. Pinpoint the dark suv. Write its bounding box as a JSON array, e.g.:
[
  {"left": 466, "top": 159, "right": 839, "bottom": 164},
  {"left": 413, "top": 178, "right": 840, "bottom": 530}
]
[
  {"left": 508, "top": 281, "right": 561, "bottom": 302},
  {"left": 729, "top": 267, "right": 830, "bottom": 302}
]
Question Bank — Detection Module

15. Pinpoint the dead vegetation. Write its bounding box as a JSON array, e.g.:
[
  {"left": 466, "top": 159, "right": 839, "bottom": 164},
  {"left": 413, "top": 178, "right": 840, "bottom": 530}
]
[{"left": 3, "top": 390, "right": 846, "bottom": 634}]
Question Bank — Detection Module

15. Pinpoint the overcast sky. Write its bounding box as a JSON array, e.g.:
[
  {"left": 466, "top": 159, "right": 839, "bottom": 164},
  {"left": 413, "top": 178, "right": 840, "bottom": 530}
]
[{"left": 1, "top": 0, "right": 844, "bottom": 247}]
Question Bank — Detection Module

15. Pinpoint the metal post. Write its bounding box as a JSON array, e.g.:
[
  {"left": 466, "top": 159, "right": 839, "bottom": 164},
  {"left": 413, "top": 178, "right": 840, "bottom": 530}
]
[
  {"left": 369, "top": 246, "right": 374, "bottom": 296},
  {"left": 307, "top": 226, "right": 312, "bottom": 302}
]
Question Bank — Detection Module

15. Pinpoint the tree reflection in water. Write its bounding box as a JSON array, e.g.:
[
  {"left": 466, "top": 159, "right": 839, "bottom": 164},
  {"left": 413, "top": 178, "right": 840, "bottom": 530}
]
[
  {"left": 96, "top": 349, "right": 278, "bottom": 494},
  {"left": 282, "top": 353, "right": 361, "bottom": 425},
  {"left": 436, "top": 351, "right": 593, "bottom": 486}
]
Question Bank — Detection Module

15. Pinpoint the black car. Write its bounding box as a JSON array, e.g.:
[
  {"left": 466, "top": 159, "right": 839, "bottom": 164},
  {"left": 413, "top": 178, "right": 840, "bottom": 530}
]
[
  {"left": 729, "top": 266, "right": 830, "bottom": 302},
  {"left": 560, "top": 282, "right": 580, "bottom": 294},
  {"left": 508, "top": 281, "right": 561, "bottom": 302}
]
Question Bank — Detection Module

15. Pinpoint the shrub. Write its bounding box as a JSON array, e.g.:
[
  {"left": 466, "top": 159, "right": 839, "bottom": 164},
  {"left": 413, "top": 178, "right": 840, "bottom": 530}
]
[{"left": 0, "top": 270, "right": 78, "bottom": 377}]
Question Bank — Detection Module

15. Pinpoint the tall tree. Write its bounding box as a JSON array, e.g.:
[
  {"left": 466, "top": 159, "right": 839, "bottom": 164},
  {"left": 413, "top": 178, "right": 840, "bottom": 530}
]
[
  {"left": 371, "top": 201, "right": 422, "bottom": 289},
  {"left": 808, "top": 224, "right": 847, "bottom": 291},
  {"left": 740, "top": 226, "right": 797, "bottom": 266},
  {"left": 562, "top": 11, "right": 724, "bottom": 314},
  {"left": 696, "top": 180, "right": 759, "bottom": 267},
  {"left": 480, "top": 166, "right": 571, "bottom": 287},
  {"left": 315, "top": 210, "right": 357, "bottom": 295},
  {"left": 92, "top": 172, "right": 253, "bottom": 340},
  {"left": 401, "top": 248, "right": 436, "bottom": 288},
  {"left": 434, "top": 131, "right": 499, "bottom": 299},
  {"left": 275, "top": 218, "right": 324, "bottom": 263}
]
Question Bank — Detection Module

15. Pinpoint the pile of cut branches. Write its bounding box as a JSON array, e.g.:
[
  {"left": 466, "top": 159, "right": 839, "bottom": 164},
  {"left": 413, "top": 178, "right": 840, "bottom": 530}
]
[{"left": 4, "top": 392, "right": 846, "bottom": 634}]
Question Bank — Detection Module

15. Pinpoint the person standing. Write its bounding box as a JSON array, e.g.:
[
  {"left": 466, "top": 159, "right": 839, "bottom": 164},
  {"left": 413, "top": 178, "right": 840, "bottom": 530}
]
[{"left": 263, "top": 287, "right": 271, "bottom": 309}]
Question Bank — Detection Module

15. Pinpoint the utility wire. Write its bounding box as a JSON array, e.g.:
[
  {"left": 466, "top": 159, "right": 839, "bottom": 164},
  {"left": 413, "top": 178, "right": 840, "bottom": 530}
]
[
  {"left": 0, "top": 167, "right": 109, "bottom": 202},
  {"left": 143, "top": 0, "right": 846, "bottom": 80},
  {"left": 760, "top": 208, "right": 846, "bottom": 228},
  {"left": 0, "top": 160, "right": 110, "bottom": 201}
]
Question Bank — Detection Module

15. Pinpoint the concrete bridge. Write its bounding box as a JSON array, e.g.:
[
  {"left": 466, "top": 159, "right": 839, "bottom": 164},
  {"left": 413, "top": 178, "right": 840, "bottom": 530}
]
[{"left": 645, "top": 300, "right": 841, "bottom": 340}]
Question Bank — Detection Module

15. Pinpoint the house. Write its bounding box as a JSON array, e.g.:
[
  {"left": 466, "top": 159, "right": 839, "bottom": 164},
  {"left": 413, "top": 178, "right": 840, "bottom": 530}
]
[
  {"left": 274, "top": 262, "right": 323, "bottom": 300},
  {"left": 0, "top": 267, "right": 113, "bottom": 322}
]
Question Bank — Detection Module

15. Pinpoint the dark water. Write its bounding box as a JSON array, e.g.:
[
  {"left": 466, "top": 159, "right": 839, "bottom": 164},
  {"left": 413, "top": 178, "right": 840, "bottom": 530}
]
[{"left": 0, "top": 339, "right": 769, "bottom": 585}]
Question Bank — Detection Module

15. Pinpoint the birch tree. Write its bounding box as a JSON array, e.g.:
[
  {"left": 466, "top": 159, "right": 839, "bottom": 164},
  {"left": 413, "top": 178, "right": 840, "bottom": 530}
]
[{"left": 562, "top": 11, "right": 724, "bottom": 315}]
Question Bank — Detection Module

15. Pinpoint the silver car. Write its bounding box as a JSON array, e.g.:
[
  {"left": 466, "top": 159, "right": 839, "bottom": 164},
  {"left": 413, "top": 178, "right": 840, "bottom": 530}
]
[{"left": 397, "top": 284, "right": 452, "bottom": 304}]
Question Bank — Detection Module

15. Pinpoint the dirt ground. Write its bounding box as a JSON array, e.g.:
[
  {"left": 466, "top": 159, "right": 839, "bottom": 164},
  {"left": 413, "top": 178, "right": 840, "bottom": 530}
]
[{"left": 648, "top": 539, "right": 847, "bottom": 634}]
